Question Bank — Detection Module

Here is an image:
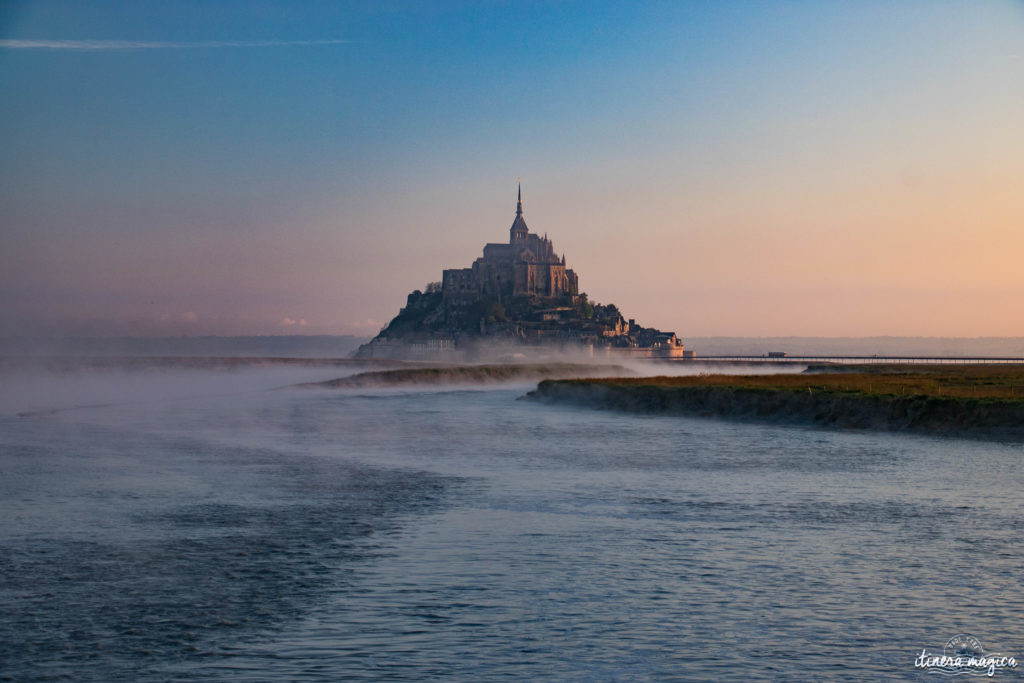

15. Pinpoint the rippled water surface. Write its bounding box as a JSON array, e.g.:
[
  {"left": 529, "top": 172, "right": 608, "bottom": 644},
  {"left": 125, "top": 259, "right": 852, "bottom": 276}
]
[{"left": 2, "top": 366, "right": 1022, "bottom": 680}]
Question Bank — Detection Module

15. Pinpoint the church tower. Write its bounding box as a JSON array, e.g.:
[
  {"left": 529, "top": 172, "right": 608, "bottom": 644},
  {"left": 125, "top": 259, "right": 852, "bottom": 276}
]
[{"left": 510, "top": 181, "right": 528, "bottom": 244}]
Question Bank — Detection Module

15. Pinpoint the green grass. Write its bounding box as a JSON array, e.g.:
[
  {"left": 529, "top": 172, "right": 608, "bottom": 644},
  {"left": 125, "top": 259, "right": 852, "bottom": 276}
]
[{"left": 563, "top": 365, "right": 1024, "bottom": 401}]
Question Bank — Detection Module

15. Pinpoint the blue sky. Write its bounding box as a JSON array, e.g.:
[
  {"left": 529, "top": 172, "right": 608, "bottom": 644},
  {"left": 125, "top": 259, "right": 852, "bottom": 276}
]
[{"left": 2, "top": 1, "right": 1023, "bottom": 336}]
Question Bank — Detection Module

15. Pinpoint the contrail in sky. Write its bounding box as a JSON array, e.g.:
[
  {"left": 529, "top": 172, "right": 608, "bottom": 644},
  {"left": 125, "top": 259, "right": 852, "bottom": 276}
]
[{"left": 0, "top": 39, "right": 348, "bottom": 50}]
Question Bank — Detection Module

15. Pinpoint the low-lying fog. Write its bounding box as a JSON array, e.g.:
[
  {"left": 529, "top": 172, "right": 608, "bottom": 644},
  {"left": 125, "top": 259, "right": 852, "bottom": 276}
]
[{"left": 0, "top": 356, "right": 807, "bottom": 417}]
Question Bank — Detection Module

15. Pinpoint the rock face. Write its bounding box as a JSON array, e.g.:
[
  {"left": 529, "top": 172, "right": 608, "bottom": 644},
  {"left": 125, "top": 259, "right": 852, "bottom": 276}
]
[
  {"left": 526, "top": 380, "right": 1024, "bottom": 441},
  {"left": 355, "top": 186, "right": 684, "bottom": 360}
]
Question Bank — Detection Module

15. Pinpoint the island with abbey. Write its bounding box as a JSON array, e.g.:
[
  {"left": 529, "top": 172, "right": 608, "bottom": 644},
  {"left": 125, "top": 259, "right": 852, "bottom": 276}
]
[{"left": 355, "top": 185, "right": 688, "bottom": 360}]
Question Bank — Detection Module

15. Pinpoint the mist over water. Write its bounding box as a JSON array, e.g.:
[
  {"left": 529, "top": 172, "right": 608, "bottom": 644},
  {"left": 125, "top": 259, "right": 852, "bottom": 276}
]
[
  {"left": 2, "top": 363, "right": 1022, "bottom": 680},
  {"left": 0, "top": 358, "right": 798, "bottom": 417}
]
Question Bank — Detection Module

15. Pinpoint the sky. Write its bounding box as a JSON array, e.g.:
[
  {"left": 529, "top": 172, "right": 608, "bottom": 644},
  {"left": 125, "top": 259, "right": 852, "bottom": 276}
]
[{"left": 1, "top": 0, "right": 1022, "bottom": 338}]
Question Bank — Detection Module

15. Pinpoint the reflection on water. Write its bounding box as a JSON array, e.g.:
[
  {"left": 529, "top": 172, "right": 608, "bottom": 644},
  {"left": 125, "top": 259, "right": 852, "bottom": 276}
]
[{"left": 1, "top": 369, "right": 1022, "bottom": 680}]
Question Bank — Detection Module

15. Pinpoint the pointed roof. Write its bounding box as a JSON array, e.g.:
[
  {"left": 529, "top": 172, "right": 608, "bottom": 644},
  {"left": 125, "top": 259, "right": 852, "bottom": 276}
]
[{"left": 510, "top": 180, "right": 528, "bottom": 239}]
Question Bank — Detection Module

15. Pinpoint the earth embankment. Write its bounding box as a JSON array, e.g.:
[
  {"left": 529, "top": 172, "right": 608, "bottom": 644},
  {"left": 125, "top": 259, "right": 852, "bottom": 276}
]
[{"left": 526, "top": 375, "right": 1024, "bottom": 441}]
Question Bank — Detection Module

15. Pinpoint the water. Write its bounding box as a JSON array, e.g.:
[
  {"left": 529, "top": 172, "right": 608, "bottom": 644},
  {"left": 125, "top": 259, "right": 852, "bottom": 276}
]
[{"left": 1, "top": 366, "right": 1022, "bottom": 680}]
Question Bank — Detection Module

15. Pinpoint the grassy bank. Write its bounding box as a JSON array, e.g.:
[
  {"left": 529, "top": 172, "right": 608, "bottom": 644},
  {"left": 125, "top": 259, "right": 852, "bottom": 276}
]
[
  {"left": 574, "top": 365, "right": 1024, "bottom": 400},
  {"left": 292, "top": 363, "right": 634, "bottom": 389},
  {"left": 525, "top": 366, "right": 1024, "bottom": 440}
]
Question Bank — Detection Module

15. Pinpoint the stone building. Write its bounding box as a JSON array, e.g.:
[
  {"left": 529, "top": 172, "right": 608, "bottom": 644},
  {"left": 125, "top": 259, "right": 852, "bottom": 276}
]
[
  {"left": 354, "top": 183, "right": 686, "bottom": 360},
  {"left": 442, "top": 185, "right": 578, "bottom": 323}
]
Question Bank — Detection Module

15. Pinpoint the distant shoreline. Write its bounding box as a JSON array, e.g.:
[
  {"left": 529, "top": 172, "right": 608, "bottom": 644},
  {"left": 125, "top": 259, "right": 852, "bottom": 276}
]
[
  {"left": 0, "top": 335, "right": 371, "bottom": 359},
  {"left": 290, "top": 363, "right": 635, "bottom": 389},
  {"left": 0, "top": 356, "right": 402, "bottom": 374},
  {"left": 3, "top": 336, "right": 1024, "bottom": 359},
  {"left": 525, "top": 368, "right": 1024, "bottom": 442}
]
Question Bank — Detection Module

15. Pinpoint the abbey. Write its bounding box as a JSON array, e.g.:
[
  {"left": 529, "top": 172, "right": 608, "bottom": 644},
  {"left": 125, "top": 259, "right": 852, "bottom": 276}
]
[
  {"left": 442, "top": 184, "right": 578, "bottom": 323},
  {"left": 355, "top": 184, "right": 686, "bottom": 360}
]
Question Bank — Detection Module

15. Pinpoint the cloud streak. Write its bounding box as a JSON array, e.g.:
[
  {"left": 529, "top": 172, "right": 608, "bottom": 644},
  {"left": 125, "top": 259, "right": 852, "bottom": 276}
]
[{"left": 0, "top": 39, "right": 348, "bottom": 50}]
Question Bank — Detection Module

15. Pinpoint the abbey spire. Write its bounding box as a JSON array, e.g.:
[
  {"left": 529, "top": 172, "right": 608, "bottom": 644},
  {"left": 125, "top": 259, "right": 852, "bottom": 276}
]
[{"left": 510, "top": 180, "right": 529, "bottom": 243}]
